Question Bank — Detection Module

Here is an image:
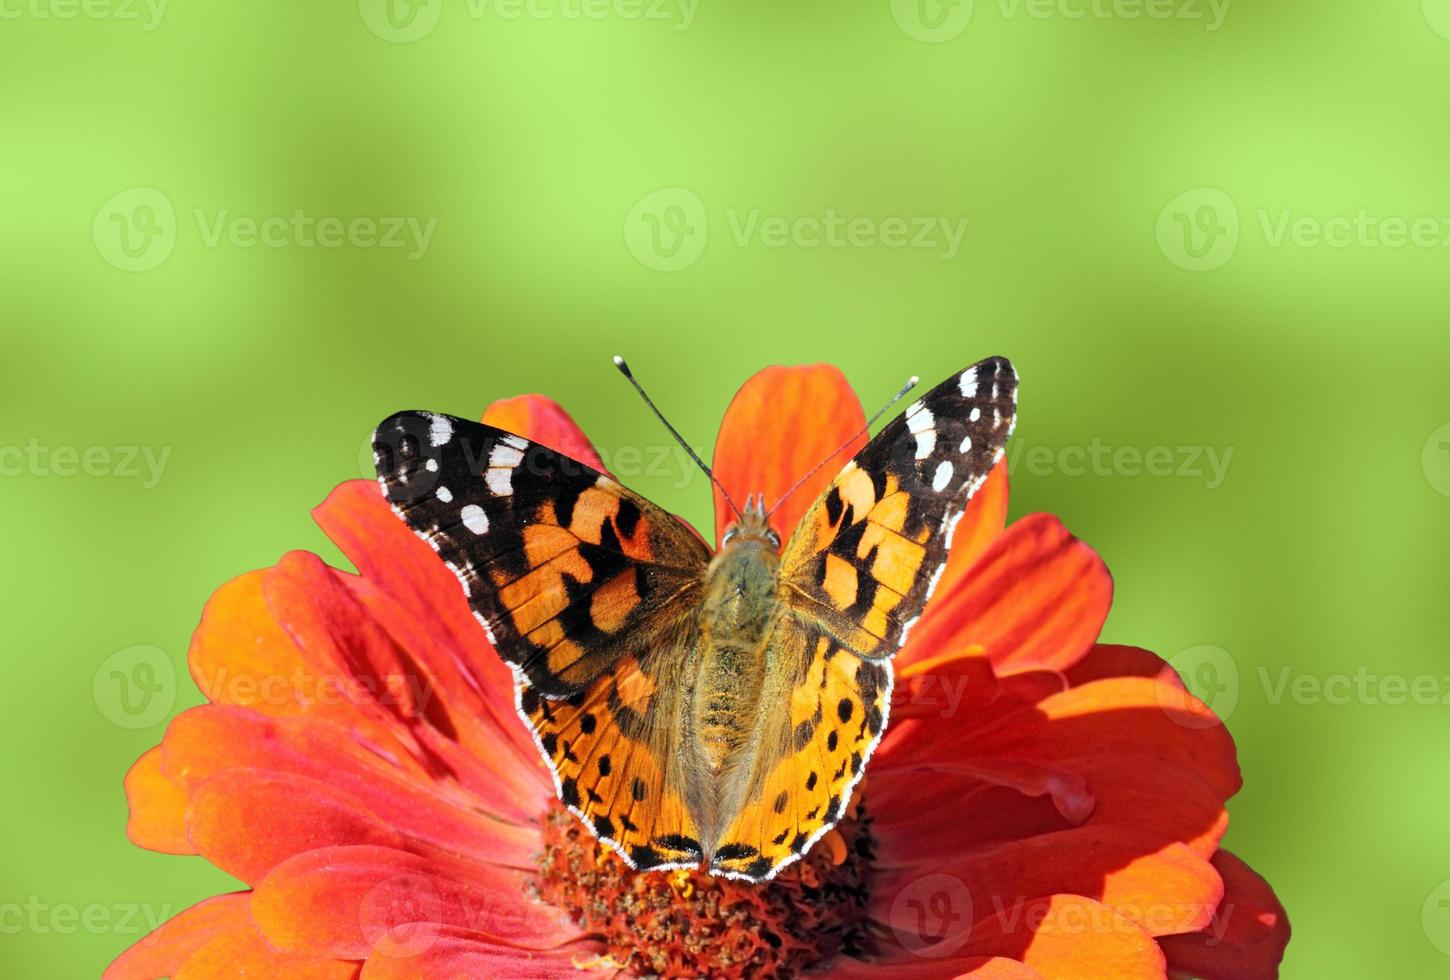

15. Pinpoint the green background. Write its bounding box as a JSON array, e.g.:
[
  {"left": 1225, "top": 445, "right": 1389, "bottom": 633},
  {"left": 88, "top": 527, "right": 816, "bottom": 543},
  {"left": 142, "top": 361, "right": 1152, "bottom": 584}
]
[{"left": 3, "top": 1, "right": 1448, "bottom": 976}]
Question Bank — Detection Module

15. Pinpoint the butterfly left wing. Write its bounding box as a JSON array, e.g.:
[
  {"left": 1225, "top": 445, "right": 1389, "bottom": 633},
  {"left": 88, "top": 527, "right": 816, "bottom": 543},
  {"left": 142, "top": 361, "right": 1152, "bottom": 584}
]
[
  {"left": 372, "top": 411, "right": 711, "bottom": 699},
  {"left": 709, "top": 357, "right": 1018, "bottom": 881},
  {"left": 373, "top": 410, "right": 715, "bottom": 871}
]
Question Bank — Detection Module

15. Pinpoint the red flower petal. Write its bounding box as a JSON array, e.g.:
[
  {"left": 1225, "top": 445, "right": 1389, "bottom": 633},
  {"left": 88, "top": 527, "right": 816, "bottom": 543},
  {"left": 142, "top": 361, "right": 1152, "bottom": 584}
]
[
  {"left": 250, "top": 846, "right": 577, "bottom": 960},
  {"left": 123, "top": 745, "right": 191, "bottom": 855},
  {"left": 159, "top": 706, "right": 541, "bottom": 860},
  {"left": 103, "top": 893, "right": 251, "bottom": 980},
  {"left": 359, "top": 927, "right": 608, "bottom": 979},
  {"left": 481, "top": 394, "right": 606, "bottom": 473},
  {"left": 311, "top": 481, "right": 542, "bottom": 780},
  {"left": 187, "top": 769, "right": 405, "bottom": 885},
  {"left": 1159, "top": 850, "right": 1291, "bottom": 980},
  {"left": 899, "top": 514, "right": 1112, "bottom": 675},
  {"left": 174, "top": 922, "right": 360, "bottom": 980},
  {"left": 711, "top": 364, "right": 866, "bottom": 545}
]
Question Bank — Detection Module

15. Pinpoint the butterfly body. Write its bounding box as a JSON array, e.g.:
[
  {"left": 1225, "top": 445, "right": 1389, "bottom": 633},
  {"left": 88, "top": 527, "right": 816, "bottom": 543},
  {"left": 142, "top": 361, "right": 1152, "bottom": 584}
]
[{"left": 373, "top": 357, "right": 1018, "bottom": 881}]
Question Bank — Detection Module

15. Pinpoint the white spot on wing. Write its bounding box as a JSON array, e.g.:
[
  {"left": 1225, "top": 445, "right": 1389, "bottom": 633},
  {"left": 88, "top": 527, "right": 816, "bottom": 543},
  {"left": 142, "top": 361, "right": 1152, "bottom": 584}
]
[
  {"left": 436, "top": 486, "right": 452, "bottom": 502},
  {"left": 501, "top": 434, "right": 528, "bottom": 450},
  {"left": 958, "top": 434, "right": 972, "bottom": 453},
  {"left": 959, "top": 371, "right": 978, "bottom": 398},
  {"left": 907, "top": 405, "right": 936, "bottom": 460},
  {"left": 460, "top": 504, "right": 489, "bottom": 535},
  {"left": 486, "top": 467, "right": 514, "bottom": 496},
  {"left": 425, "top": 458, "right": 438, "bottom": 472},
  {"left": 426, "top": 413, "right": 453, "bottom": 447},
  {"left": 490, "top": 444, "right": 524, "bottom": 469},
  {"left": 931, "top": 460, "right": 953, "bottom": 492}
]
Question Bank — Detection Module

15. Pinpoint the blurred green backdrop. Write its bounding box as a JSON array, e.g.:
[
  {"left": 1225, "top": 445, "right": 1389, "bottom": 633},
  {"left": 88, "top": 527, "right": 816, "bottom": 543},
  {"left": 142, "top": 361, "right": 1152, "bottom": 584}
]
[{"left": 3, "top": 1, "right": 1448, "bottom": 976}]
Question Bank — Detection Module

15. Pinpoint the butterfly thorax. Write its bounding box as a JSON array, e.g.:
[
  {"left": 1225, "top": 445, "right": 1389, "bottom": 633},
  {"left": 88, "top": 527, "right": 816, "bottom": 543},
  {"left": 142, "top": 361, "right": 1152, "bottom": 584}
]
[{"left": 693, "top": 509, "right": 783, "bottom": 775}]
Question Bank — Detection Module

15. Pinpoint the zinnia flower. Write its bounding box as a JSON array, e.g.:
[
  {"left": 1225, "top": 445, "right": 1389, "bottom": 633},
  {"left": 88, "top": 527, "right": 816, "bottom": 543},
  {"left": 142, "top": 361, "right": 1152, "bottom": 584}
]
[{"left": 108, "top": 365, "right": 1289, "bottom": 979}]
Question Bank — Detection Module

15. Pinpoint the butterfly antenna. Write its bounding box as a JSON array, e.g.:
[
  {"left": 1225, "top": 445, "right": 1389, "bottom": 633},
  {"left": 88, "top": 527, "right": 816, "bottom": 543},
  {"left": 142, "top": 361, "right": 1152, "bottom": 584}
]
[
  {"left": 765, "top": 374, "right": 920, "bottom": 521},
  {"left": 613, "top": 356, "right": 745, "bottom": 521}
]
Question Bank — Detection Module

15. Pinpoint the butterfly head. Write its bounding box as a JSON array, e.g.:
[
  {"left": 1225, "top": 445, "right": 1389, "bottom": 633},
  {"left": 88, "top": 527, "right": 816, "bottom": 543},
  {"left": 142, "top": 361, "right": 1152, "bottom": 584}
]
[{"left": 719, "top": 493, "right": 781, "bottom": 551}]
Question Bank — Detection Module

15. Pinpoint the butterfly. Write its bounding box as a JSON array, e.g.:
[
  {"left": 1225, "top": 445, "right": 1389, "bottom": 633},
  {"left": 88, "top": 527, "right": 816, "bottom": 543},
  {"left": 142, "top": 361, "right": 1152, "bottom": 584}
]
[{"left": 371, "top": 356, "right": 1017, "bottom": 882}]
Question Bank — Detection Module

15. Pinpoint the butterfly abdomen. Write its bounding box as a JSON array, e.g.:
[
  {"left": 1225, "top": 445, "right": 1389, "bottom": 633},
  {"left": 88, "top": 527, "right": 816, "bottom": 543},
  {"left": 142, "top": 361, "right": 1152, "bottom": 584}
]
[{"left": 690, "top": 536, "right": 782, "bottom": 773}]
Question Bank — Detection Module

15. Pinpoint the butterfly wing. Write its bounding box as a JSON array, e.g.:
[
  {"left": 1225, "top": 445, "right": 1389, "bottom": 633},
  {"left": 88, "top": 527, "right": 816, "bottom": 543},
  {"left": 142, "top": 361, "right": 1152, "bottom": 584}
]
[
  {"left": 373, "top": 411, "right": 713, "bottom": 870},
  {"left": 710, "top": 357, "right": 1018, "bottom": 881},
  {"left": 372, "top": 411, "right": 711, "bottom": 699},
  {"left": 778, "top": 356, "right": 1018, "bottom": 659}
]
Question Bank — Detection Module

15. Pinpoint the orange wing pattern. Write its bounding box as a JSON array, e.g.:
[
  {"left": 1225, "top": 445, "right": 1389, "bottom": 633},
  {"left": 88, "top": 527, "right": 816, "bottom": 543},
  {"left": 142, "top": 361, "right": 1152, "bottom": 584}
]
[
  {"left": 780, "top": 357, "right": 1018, "bottom": 659},
  {"left": 518, "top": 647, "right": 707, "bottom": 872},
  {"left": 709, "top": 626, "right": 890, "bottom": 880},
  {"left": 373, "top": 412, "right": 711, "bottom": 698},
  {"left": 710, "top": 358, "right": 1017, "bottom": 880}
]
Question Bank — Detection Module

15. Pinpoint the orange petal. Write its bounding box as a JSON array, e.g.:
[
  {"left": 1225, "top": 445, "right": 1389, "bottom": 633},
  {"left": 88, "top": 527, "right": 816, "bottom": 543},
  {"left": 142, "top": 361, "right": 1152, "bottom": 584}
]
[
  {"left": 1159, "top": 850, "right": 1291, "bottom": 980},
  {"left": 187, "top": 769, "right": 405, "bottom": 885},
  {"left": 983, "top": 895, "right": 1167, "bottom": 979},
  {"left": 360, "top": 928, "right": 609, "bottom": 979},
  {"left": 103, "top": 893, "right": 251, "bottom": 980},
  {"left": 123, "top": 745, "right": 192, "bottom": 855},
  {"left": 899, "top": 513, "right": 1112, "bottom": 674},
  {"left": 250, "top": 846, "right": 573, "bottom": 959},
  {"left": 175, "top": 919, "right": 360, "bottom": 980},
  {"left": 481, "top": 394, "right": 606, "bottom": 473},
  {"left": 711, "top": 364, "right": 866, "bottom": 546},
  {"left": 187, "top": 568, "right": 310, "bottom": 716}
]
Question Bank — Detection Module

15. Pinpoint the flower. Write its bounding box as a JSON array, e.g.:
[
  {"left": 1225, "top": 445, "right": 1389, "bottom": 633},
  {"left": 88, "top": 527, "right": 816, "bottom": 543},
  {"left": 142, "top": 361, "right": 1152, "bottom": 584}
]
[{"left": 108, "top": 365, "right": 1289, "bottom": 979}]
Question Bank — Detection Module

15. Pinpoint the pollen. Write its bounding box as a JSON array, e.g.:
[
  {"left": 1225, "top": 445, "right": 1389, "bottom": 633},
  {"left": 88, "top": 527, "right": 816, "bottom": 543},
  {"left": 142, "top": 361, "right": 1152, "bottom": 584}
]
[{"left": 532, "top": 800, "right": 876, "bottom": 978}]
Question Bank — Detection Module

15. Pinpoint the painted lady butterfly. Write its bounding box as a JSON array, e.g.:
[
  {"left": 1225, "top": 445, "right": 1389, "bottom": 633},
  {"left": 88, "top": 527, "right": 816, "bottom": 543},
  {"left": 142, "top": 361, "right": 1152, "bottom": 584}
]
[{"left": 372, "top": 357, "right": 1017, "bottom": 881}]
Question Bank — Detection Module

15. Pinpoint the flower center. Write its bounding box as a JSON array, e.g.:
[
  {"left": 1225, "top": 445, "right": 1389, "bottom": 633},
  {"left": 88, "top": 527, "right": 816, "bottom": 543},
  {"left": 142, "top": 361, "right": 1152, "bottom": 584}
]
[{"left": 532, "top": 799, "right": 876, "bottom": 978}]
